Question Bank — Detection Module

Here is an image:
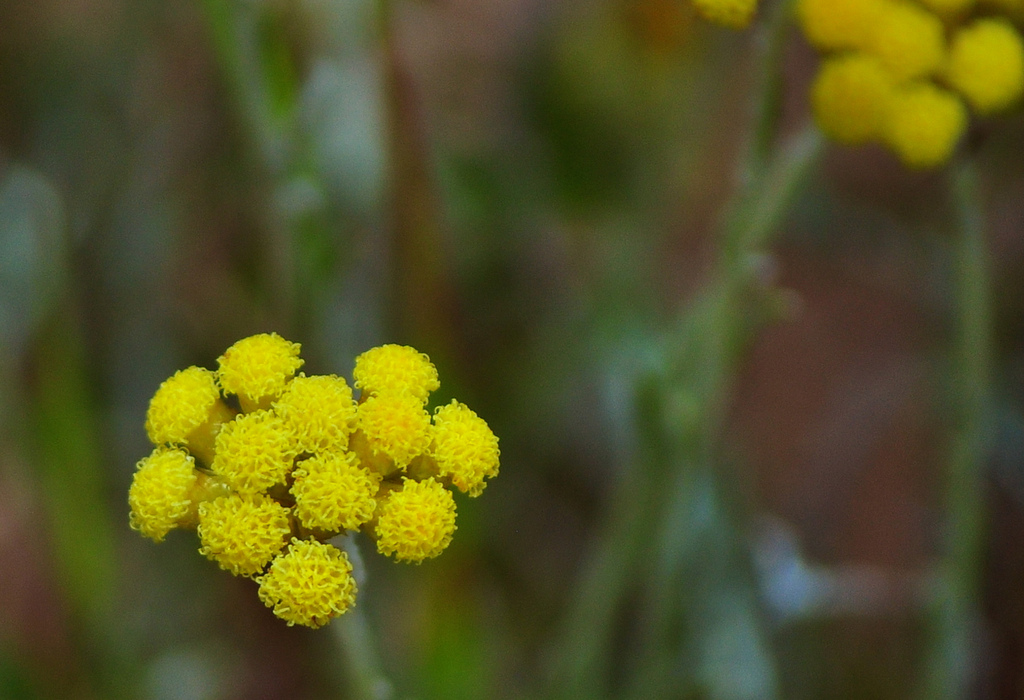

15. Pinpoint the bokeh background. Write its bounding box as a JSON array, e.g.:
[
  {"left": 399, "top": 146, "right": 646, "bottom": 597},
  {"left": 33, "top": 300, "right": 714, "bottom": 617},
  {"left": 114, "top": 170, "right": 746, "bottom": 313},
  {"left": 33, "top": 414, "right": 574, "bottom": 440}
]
[{"left": 2, "top": 0, "right": 1024, "bottom": 698}]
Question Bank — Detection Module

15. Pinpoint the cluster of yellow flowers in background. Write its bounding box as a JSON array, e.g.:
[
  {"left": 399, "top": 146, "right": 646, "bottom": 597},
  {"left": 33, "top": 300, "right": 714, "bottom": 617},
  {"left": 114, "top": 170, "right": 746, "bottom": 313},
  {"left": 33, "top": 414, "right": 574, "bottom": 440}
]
[
  {"left": 128, "top": 334, "right": 499, "bottom": 628},
  {"left": 691, "top": 0, "right": 760, "bottom": 27},
  {"left": 800, "top": 0, "right": 1024, "bottom": 167}
]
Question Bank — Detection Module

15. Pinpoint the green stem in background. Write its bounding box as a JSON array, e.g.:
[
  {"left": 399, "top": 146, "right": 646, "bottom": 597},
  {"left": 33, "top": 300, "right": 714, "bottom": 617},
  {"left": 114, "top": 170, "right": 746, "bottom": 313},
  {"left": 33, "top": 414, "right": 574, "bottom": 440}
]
[
  {"left": 627, "top": 126, "right": 822, "bottom": 700},
  {"left": 918, "top": 157, "right": 992, "bottom": 700},
  {"left": 199, "top": 2, "right": 393, "bottom": 695},
  {"left": 198, "top": 0, "right": 301, "bottom": 332},
  {"left": 29, "top": 309, "right": 126, "bottom": 697},
  {"left": 334, "top": 539, "right": 395, "bottom": 700},
  {"left": 378, "top": 0, "right": 457, "bottom": 359},
  {"left": 544, "top": 0, "right": 816, "bottom": 692}
]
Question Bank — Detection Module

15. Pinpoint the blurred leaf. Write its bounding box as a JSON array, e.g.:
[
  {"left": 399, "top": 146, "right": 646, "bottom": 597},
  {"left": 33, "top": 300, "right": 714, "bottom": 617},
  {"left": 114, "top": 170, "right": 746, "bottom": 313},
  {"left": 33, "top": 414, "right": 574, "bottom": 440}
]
[{"left": 29, "top": 313, "right": 117, "bottom": 630}]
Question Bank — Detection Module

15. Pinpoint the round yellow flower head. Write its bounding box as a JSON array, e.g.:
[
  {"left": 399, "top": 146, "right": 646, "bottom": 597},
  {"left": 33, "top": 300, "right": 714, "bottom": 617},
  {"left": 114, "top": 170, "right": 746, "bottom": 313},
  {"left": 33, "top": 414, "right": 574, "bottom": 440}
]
[
  {"left": 947, "top": 18, "right": 1024, "bottom": 115},
  {"left": 356, "top": 393, "right": 432, "bottom": 469},
  {"left": 374, "top": 478, "right": 457, "bottom": 563},
  {"left": 431, "top": 400, "right": 500, "bottom": 497},
  {"left": 197, "top": 493, "right": 292, "bottom": 577},
  {"left": 352, "top": 344, "right": 440, "bottom": 403},
  {"left": 145, "top": 366, "right": 221, "bottom": 446},
  {"left": 884, "top": 82, "right": 967, "bottom": 168},
  {"left": 291, "top": 451, "right": 381, "bottom": 532},
  {"left": 865, "top": 1, "right": 945, "bottom": 82},
  {"left": 257, "top": 539, "right": 357, "bottom": 628},
  {"left": 796, "top": 0, "right": 886, "bottom": 51},
  {"left": 690, "top": 0, "right": 757, "bottom": 28},
  {"left": 211, "top": 410, "right": 298, "bottom": 493},
  {"left": 812, "top": 53, "right": 896, "bottom": 145},
  {"left": 128, "top": 447, "right": 198, "bottom": 542},
  {"left": 274, "top": 374, "right": 357, "bottom": 454},
  {"left": 217, "top": 333, "right": 303, "bottom": 411}
]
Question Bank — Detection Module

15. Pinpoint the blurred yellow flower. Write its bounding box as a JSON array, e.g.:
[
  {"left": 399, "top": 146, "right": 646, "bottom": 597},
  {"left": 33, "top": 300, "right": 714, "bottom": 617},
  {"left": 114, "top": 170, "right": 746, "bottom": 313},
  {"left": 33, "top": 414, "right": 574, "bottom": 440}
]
[
  {"left": 947, "top": 18, "right": 1024, "bottom": 114},
  {"left": 884, "top": 82, "right": 967, "bottom": 168},
  {"left": 690, "top": 0, "right": 758, "bottom": 28},
  {"left": 811, "top": 53, "right": 896, "bottom": 145},
  {"left": 865, "top": 1, "right": 945, "bottom": 82},
  {"left": 796, "top": 0, "right": 885, "bottom": 51}
]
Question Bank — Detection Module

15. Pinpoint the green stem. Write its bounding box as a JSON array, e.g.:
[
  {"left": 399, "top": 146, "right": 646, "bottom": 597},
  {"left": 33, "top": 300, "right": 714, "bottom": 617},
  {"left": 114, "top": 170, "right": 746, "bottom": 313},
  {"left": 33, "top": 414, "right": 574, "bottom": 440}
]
[
  {"left": 918, "top": 157, "right": 991, "bottom": 700},
  {"left": 198, "top": 0, "right": 298, "bottom": 330},
  {"left": 544, "top": 0, "right": 820, "bottom": 687},
  {"left": 332, "top": 539, "right": 395, "bottom": 700}
]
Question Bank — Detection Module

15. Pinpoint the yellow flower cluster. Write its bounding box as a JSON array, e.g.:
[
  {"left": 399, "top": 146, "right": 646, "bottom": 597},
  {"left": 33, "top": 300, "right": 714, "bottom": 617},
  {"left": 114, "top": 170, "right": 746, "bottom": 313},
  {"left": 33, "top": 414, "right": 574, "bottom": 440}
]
[
  {"left": 798, "top": 0, "right": 1024, "bottom": 168},
  {"left": 128, "top": 334, "right": 500, "bottom": 628},
  {"left": 691, "top": 0, "right": 760, "bottom": 28}
]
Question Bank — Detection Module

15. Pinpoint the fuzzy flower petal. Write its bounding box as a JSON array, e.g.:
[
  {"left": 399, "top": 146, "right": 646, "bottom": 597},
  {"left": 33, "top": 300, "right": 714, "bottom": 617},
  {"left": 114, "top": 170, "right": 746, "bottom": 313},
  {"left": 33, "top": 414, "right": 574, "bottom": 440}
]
[
  {"left": 353, "top": 344, "right": 440, "bottom": 402},
  {"left": 211, "top": 410, "right": 298, "bottom": 493},
  {"left": 129, "top": 447, "right": 198, "bottom": 542},
  {"left": 257, "top": 539, "right": 357, "bottom": 628},
  {"left": 197, "top": 493, "right": 292, "bottom": 577},
  {"left": 431, "top": 400, "right": 500, "bottom": 497},
  {"left": 217, "top": 333, "right": 303, "bottom": 410},
  {"left": 145, "top": 367, "right": 221, "bottom": 446},
  {"left": 291, "top": 451, "right": 381, "bottom": 532},
  {"left": 374, "top": 478, "right": 457, "bottom": 563}
]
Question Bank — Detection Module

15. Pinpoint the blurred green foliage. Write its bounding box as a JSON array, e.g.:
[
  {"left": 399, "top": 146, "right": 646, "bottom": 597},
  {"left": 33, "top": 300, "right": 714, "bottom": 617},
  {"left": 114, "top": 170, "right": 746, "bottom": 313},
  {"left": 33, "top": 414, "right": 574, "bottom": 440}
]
[{"left": 2, "top": 0, "right": 1024, "bottom": 698}]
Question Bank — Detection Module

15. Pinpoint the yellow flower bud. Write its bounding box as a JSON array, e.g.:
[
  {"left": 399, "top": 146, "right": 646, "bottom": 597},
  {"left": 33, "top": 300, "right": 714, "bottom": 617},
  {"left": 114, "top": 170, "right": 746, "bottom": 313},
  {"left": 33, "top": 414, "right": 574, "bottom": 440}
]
[
  {"left": 812, "top": 53, "right": 896, "bottom": 145},
  {"left": 356, "top": 394, "right": 432, "bottom": 470},
  {"left": 865, "top": 1, "right": 945, "bottom": 82},
  {"left": 145, "top": 366, "right": 234, "bottom": 463},
  {"left": 884, "top": 82, "right": 966, "bottom": 168},
  {"left": 796, "top": 0, "right": 886, "bottom": 51},
  {"left": 257, "top": 539, "right": 357, "bottom": 628},
  {"left": 431, "top": 400, "right": 500, "bottom": 497},
  {"left": 274, "top": 374, "right": 357, "bottom": 454},
  {"left": 211, "top": 410, "right": 298, "bottom": 494},
  {"left": 217, "top": 333, "right": 303, "bottom": 412},
  {"left": 947, "top": 18, "right": 1024, "bottom": 115},
  {"left": 374, "top": 478, "right": 457, "bottom": 563},
  {"left": 353, "top": 344, "right": 440, "bottom": 403},
  {"left": 128, "top": 447, "right": 198, "bottom": 542},
  {"left": 291, "top": 451, "right": 381, "bottom": 532},
  {"left": 197, "top": 493, "right": 292, "bottom": 577}
]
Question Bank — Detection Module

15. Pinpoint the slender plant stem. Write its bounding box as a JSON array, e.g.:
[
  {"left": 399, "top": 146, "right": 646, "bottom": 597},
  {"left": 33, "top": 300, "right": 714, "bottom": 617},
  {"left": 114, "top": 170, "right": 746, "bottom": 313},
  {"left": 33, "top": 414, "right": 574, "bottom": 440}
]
[
  {"left": 198, "top": 0, "right": 298, "bottom": 330},
  {"left": 334, "top": 538, "right": 395, "bottom": 700},
  {"left": 919, "top": 157, "right": 992, "bottom": 700},
  {"left": 545, "top": 1, "right": 817, "bottom": 693}
]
